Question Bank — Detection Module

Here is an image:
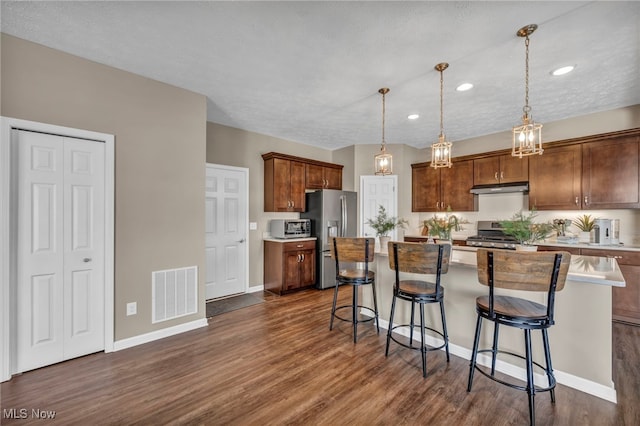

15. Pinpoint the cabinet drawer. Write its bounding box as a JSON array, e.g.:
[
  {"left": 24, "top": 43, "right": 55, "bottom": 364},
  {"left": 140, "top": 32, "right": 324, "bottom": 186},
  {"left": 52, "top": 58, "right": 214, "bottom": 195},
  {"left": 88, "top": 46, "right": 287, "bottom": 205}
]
[{"left": 283, "top": 240, "right": 316, "bottom": 252}]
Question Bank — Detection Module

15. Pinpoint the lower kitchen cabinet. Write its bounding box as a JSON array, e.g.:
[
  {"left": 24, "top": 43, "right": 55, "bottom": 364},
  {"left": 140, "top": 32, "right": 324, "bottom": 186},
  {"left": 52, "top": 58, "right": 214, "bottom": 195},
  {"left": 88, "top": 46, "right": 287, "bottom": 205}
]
[{"left": 264, "top": 239, "right": 316, "bottom": 295}]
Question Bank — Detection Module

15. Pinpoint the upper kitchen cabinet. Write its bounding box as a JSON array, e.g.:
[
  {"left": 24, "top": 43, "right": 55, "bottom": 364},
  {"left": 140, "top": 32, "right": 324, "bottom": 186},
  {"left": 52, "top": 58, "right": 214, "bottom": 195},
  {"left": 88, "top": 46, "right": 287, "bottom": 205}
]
[
  {"left": 305, "top": 163, "right": 342, "bottom": 190},
  {"left": 263, "top": 152, "right": 344, "bottom": 212},
  {"left": 263, "top": 154, "right": 306, "bottom": 212},
  {"left": 582, "top": 135, "right": 640, "bottom": 209},
  {"left": 412, "top": 159, "right": 474, "bottom": 212},
  {"left": 473, "top": 154, "right": 528, "bottom": 185},
  {"left": 529, "top": 144, "right": 582, "bottom": 210},
  {"left": 529, "top": 130, "right": 640, "bottom": 210}
]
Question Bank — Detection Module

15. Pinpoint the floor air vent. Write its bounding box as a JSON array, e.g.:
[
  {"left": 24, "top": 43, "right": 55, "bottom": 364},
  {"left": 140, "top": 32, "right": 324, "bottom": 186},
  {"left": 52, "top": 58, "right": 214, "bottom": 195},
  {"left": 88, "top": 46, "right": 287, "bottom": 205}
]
[{"left": 152, "top": 266, "right": 198, "bottom": 323}]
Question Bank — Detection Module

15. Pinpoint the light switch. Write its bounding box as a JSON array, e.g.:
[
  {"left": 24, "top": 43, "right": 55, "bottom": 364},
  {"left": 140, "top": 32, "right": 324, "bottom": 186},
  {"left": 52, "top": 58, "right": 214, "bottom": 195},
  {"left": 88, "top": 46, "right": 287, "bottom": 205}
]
[
  {"left": 250, "top": 222, "right": 258, "bottom": 230},
  {"left": 127, "top": 302, "right": 137, "bottom": 316}
]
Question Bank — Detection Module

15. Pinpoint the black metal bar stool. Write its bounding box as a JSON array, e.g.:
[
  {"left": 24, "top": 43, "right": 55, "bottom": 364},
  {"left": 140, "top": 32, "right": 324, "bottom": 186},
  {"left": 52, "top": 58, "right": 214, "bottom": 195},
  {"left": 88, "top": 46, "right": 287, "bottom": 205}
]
[
  {"left": 467, "top": 248, "right": 571, "bottom": 426},
  {"left": 385, "top": 241, "right": 451, "bottom": 378},
  {"left": 329, "top": 237, "right": 379, "bottom": 343}
]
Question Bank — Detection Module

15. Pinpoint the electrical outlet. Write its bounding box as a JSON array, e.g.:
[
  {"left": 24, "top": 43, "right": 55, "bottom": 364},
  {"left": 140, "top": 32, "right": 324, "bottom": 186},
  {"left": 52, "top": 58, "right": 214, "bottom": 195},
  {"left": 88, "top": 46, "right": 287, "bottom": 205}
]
[
  {"left": 126, "top": 302, "right": 137, "bottom": 316},
  {"left": 249, "top": 222, "right": 257, "bottom": 230}
]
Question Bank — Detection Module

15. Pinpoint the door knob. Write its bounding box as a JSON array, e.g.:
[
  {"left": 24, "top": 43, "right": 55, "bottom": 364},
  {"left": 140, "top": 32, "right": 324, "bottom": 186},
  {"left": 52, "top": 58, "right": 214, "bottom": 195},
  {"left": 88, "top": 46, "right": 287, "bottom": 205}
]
[
  {"left": 83, "top": 258, "right": 92, "bottom": 262},
  {"left": 237, "top": 238, "right": 245, "bottom": 243}
]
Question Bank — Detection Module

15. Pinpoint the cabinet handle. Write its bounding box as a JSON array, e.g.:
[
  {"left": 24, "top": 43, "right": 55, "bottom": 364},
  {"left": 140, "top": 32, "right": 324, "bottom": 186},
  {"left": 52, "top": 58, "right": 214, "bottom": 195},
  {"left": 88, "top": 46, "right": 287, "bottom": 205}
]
[
  {"left": 297, "top": 254, "right": 302, "bottom": 262},
  {"left": 291, "top": 200, "right": 295, "bottom": 208},
  {"left": 301, "top": 253, "right": 305, "bottom": 262},
  {"left": 607, "top": 255, "right": 623, "bottom": 259},
  {"left": 494, "top": 172, "right": 498, "bottom": 181},
  {"left": 575, "top": 196, "right": 579, "bottom": 206},
  {"left": 584, "top": 195, "right": 589, "bottom": 206},
  {"left": 296, "top": 244, "right": 304, "bottom": 248},
  {"left": 500, "top": 171, "right": 504, "bottom": 180}
]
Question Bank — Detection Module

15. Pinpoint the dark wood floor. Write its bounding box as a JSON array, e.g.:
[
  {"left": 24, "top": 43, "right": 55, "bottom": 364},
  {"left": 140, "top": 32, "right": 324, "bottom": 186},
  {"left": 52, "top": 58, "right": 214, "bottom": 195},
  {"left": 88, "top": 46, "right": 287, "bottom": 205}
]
[{"left": 2, "top": 288, "right": 638, "bottom": 425}]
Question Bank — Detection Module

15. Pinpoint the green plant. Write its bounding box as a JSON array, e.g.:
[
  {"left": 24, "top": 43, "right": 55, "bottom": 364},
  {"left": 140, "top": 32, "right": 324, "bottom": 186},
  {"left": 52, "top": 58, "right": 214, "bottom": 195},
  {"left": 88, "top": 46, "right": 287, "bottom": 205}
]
[
  {"left": 574, "top": 214, "right": 596, "bottom": 232},
  {"left": 500, "top": 210, "right": 553, "bottom": 246},
  {"left": 366, "top": 205, "right": 408, "bottom": 237},
  {"left": 423, "top": 211, "right": 467, "bottom": 240}
]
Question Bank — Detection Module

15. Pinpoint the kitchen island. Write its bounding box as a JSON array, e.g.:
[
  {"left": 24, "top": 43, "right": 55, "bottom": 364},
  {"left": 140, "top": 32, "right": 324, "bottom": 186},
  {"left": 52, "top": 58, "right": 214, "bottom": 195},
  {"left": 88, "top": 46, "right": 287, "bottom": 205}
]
[{"left": 362, "top": 245, "right": 625, "bottom": 403}]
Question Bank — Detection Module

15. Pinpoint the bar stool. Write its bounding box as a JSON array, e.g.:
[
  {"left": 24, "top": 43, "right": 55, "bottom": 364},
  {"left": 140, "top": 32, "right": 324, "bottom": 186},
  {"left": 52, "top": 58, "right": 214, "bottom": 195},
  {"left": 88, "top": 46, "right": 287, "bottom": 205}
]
[
  {"left": 385, "top": 241, "right": 451, "bottom": 378},
  {"left": 329, "top": 237, "right": 379, "bottom": 343},
  {"left": 468, "top": 248, "right": 571, "bottom": 426}
]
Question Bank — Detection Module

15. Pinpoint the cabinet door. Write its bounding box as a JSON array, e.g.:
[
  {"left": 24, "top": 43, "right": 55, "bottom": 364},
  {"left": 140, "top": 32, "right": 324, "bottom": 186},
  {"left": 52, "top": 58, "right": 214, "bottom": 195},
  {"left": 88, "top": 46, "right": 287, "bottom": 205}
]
[
  {"left": 305, "top": 163, "right": 325, "bottom": 189},
  {"left": 441, "top": 159, "right": 475, "bottom": 211},
  {"left": 412, "top": 165, "right": 440, "bottom": 212},
  {"left": 284, "top": 251, "right": 302, "bottom": 290},
  {"left": 324, "top": 167, "right": 342, "bottom": 189},
  {"left": 582, "top": 136, "right": 640, "bottom": 209},
  {"left": 272, "top": 158, "right": 292, "bottom": 211},
  {"left": 473, "top": 157, "right": 501, "bottom": 185},
  {"left": 581, "top": 248, "right": 640, "bottom": 325},
  {"left": 529, "top": 144, "right": 582, "bottom": 210},
  {"left": 299, "top": 249, "right": 316, "bottom": 287},
  {"left": 499, "top": 154, "right": 528, "bottom": 183},
  {"left": 290, "top": 161, "right": 306, "bottom": 212}
]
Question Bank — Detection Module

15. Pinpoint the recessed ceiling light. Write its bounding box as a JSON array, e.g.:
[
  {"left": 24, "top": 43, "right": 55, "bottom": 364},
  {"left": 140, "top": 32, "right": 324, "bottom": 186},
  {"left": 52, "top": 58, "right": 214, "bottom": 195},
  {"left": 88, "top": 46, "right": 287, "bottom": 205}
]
[
  {"left": 456, "top": 83, "right": 474, "bottom": 92},
  {"left": 407, "top": 114, "right": 420, "bottom": 120},
  {"left": 551, "top": 65, "right": 575, "bottom": 76}
]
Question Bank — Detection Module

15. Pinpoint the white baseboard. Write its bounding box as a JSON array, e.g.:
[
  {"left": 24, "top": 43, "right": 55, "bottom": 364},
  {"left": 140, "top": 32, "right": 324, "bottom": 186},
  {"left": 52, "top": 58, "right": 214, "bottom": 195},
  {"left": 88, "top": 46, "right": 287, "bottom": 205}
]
[
  {"left": 247, "top": 285, "right": 264, "bottom": 293},
  {"left": 113, "top": 318, "right": 208, "bottom": 352},
  {"left": 374, "top": 315, "right": 617, "bottom": 403}
]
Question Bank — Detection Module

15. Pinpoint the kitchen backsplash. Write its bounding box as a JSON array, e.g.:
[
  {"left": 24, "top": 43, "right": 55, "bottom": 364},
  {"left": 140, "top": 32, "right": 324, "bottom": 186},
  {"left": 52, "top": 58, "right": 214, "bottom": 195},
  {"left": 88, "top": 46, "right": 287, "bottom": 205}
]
[{"left": 416, "top": 192, "right": 640, "bottom": 246}]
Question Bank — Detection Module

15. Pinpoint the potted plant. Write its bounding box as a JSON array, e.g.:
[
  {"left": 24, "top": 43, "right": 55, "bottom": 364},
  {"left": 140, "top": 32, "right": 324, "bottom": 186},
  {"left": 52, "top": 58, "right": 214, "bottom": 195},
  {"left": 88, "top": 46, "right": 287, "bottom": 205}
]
[
  {"left": 423, "top": 211, "right": 467, "bottom": 242},
  {"left": 500, "top": 210, "right": 553, "bottom": 251},
  {"left": 365, "top": 205, "right": 407, "bottom": 250},
  {"left": 574, "top": 214, "right": 596, "bottom": 243}
]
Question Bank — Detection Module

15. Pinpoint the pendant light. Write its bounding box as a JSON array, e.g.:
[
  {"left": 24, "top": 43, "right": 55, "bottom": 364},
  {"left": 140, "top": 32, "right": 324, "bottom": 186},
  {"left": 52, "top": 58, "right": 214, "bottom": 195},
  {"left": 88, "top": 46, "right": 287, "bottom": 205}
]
[
  {"left": 512, "top": 24, "right": 543, "bottom": 158},
  {"left": 431, "top": 62, "right": 452, "bottom": 168},
  {"left": 374, "top": 88, "right": 393, "bottom": 175}
]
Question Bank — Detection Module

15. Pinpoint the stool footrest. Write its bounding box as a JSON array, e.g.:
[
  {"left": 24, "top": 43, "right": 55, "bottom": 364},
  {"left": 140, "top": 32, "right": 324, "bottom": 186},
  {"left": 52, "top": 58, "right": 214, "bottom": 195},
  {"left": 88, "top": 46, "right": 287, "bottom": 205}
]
[
  {"left": 388, "top": 324, "right": 447, "bottom": 352},
  {"left": 332, "top": 305, "right": 378, "bottom": 324},
  {"left": 473, "top": 349, "right": 557, "bottom": 393}
]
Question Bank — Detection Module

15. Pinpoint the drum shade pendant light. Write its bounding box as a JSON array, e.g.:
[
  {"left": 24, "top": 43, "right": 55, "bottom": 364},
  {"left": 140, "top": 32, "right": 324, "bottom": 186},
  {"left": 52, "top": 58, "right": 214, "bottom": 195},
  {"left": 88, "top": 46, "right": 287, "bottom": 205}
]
[
  {"left": 512, "top": 24, "right": 543, "bottom": 158},
  {"left": 431, "top": 62, "right": 452, "bottom": 169},
  {"left": 374, "top": 88, "right": 393, "bottom": 175}
]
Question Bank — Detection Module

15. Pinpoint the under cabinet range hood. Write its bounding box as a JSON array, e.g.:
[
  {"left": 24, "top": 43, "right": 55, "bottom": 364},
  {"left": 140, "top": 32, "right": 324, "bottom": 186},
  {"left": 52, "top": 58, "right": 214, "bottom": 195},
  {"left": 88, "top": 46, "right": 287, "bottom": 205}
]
[{"left": 470, "top": 181, "right": 529, "bottom": 194}]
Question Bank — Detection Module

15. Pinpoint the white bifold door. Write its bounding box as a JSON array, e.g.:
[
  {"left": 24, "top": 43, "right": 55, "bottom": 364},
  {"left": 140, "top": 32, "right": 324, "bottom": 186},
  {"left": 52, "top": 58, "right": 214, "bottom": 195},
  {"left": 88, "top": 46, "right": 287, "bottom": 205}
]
[{"left": 15, "top": 130, "right": 105, "bottom": 373}]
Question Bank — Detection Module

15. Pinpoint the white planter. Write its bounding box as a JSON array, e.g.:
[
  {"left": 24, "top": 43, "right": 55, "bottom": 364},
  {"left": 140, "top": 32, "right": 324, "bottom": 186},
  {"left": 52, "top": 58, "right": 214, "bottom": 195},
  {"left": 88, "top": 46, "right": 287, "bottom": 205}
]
[
  {"left": 515, "top": 245, "right": 538, "bottom": 252},
  {"left": 578, "top": 231, "right": 591, "bottom": 243},
  {"left": 379, "top": 236, "right": 391, "bottom": 252}
]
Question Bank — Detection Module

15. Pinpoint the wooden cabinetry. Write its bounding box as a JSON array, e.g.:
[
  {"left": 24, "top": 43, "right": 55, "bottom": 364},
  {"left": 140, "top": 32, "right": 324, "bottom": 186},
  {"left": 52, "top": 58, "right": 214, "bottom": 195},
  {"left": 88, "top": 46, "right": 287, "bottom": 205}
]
[
  {"left": 473, "top": 154, "right": 528, "bottom": 185},
  {"left": 305, "top": 163, "right": 342, "bottom": 190},
  {"left": 528, "top": 144, "right": 582, "bottom": 210},
  {"left": 263, "top": 152, "right": 343, "bottom": 212},
  {"left": 412, "top": 159, "right": 474, "bottom": 212},
  {"left": 582, "top": 136, "right": 640, "bottom": 209},
  {"left": 529, "top": 132, "right": 640, "bottom": 210},
  {"left": 264, "top": 240, "right": 316, "bottom": 295}
]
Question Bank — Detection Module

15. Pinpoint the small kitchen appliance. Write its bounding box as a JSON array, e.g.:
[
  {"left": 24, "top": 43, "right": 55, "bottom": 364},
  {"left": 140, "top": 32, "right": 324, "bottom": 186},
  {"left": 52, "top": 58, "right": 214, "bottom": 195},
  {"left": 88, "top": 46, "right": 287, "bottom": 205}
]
[
  {"left": 270, "top": 219, "right": 311, "bottom": 239},
  {"left": 591, "top": 219, "right": 612, "bottom": 245}
]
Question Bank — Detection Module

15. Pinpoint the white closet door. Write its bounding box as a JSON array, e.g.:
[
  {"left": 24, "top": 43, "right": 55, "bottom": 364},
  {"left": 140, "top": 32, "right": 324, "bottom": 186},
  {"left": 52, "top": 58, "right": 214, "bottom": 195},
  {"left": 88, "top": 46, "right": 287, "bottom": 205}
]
[{"left": 16, "top": 130, "right": 105, "bottom": 373}]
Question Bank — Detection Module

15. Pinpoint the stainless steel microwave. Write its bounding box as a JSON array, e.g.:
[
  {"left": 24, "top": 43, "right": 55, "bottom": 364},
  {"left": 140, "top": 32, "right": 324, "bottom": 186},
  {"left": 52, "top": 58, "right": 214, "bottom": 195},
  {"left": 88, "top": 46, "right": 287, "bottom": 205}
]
[{"left": 270, "top": 219, "right": 311, "bottom": 239}]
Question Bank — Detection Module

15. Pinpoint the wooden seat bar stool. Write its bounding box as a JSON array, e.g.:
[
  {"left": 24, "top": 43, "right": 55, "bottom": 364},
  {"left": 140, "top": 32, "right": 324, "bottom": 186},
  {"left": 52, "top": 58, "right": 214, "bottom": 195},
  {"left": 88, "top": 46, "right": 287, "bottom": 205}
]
[
  {"left": 386, "top": 241, "right": 451, "bottom": 378},
  {"left": 329, "top": 237, "right": 379, "bottom": 343},
  {"left": 467, "top": 248, "right": 571, "bottom": 426}
]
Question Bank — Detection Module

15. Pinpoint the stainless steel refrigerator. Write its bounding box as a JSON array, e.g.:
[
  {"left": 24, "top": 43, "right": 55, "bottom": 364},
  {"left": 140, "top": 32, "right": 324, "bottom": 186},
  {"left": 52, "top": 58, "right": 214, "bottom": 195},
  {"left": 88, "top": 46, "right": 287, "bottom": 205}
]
[{"left": 301, "top": 189, "right": 357, "bottom": 289}]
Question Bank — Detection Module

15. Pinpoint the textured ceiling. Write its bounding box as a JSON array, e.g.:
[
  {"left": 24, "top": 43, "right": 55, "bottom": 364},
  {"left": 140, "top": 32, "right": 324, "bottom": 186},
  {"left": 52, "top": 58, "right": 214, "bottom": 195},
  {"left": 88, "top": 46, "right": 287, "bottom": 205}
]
[{"left": 1, "top": 1, "right": 639, "bottom": 150}]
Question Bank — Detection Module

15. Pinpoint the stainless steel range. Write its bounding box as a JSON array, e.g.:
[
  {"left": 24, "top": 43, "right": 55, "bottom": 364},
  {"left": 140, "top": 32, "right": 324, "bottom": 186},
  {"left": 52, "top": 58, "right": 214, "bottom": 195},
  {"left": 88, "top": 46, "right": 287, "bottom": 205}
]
[{"left": 466, "top": 220, "right": 518, "bottom": 249}]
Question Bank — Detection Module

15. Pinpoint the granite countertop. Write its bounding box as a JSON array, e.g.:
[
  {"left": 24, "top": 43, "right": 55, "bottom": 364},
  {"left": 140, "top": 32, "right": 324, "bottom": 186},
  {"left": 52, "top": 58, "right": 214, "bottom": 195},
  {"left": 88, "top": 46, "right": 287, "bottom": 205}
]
[{"left": 263, "top": 237, "right": 317, "bottom": 243}]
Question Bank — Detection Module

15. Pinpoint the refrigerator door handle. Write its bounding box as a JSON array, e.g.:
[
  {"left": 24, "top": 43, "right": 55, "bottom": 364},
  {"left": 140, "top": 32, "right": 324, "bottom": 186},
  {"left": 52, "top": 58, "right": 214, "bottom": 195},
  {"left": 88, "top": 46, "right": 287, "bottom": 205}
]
[{"left": 340, "top": 195, "right": 347, "bottom": 237}]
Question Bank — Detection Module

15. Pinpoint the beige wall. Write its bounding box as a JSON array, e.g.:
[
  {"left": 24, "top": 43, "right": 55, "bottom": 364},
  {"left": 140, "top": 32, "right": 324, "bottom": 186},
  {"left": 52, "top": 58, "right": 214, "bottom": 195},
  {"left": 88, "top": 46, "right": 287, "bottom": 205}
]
[{"left": 1, "top": 34, "right": 207, "bottom": 340}]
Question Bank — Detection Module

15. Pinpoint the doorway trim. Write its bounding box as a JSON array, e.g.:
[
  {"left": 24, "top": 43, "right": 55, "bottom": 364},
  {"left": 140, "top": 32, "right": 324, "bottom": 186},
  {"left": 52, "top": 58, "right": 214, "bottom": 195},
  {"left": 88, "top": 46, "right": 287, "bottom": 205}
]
[{"left": 1, "top": 116, "right": 115, "bottom": 382}]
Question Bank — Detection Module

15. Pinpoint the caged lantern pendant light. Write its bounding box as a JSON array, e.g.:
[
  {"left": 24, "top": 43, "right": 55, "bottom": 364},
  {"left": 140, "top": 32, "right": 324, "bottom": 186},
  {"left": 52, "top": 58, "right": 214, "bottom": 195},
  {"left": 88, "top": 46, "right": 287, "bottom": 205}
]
[
  {"left": 374, "top": 88, "right": 393, "bottom": 175},
  {"left": 431, "top": 62, "right": 452, "bottom": 168},
  {"left": 512, "top": 24, "right": 543, "bottom": 158}
]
